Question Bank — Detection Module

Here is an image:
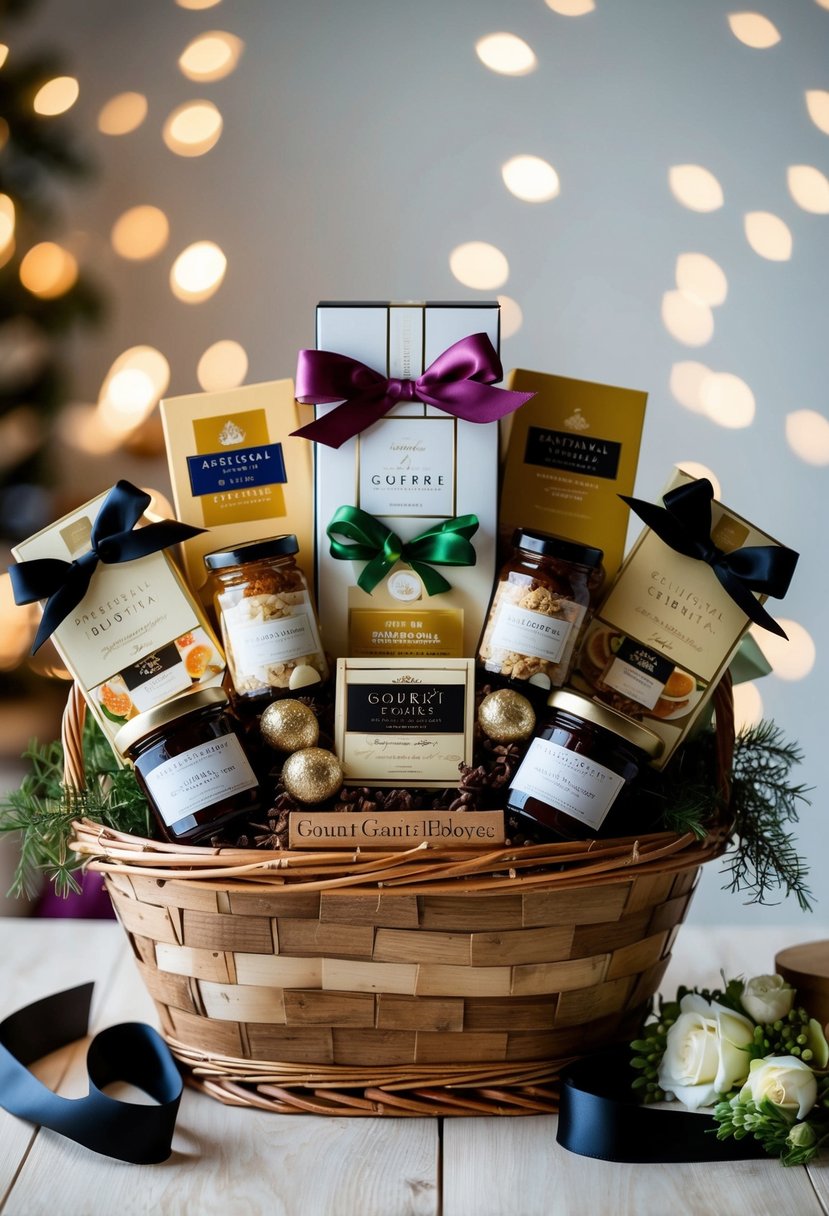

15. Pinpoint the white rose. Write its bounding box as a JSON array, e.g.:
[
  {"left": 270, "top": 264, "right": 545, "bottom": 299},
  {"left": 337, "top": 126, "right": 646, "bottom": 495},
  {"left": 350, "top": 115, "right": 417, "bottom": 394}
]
[
  {"left": 740, "top": 1055, "right": 817, "bottom": 1120},
  {"left": 740, "top": 974, "right": 796, "bottom": 1023},
  {"left": 658, "top": 992, "right": 755, "bottom": 1109}
]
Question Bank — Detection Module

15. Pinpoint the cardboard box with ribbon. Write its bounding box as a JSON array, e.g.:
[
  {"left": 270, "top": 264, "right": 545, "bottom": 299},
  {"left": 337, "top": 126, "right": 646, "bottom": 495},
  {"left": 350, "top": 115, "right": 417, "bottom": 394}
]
[
  {"left": 294, "top": 302, "right": 533, "bottom": 659},
  {"left": 571, "top": 469, "right": 799, "bottom": 768}
]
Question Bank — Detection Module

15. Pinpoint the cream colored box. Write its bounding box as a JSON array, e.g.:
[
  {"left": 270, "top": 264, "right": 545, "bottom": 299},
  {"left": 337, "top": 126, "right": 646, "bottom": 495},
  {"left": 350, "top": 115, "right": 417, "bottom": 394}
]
[
  {"left": 314, "top": 302, "right": 502, "bottom": 659},
  {"left": 12, "top": 492, "right": 225, "bottom": 755},
  {"left": 501, "top": 370, "right": 647, "bottom": 583},
  {"left": 334, "top": 657, "right": 476, "bottom": 788},
  {"left": 160, "top": 379, "right": 315, "bottom": 600},
  {"left": 572, "top": 470, "right": 796, "bottom": 768}
]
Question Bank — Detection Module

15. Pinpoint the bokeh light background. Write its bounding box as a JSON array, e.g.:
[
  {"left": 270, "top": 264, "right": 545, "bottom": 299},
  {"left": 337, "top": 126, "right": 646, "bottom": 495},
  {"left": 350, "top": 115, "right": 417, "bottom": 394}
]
[{"left": 6, "top": 0, "right": 829, "bottom": 924}]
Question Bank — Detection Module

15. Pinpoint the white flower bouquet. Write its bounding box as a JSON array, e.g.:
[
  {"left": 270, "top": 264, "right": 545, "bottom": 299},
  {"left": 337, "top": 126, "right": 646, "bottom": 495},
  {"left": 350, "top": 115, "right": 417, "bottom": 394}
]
[{"left": 632, "top": 974, "right": 829, "bottom": 1165}]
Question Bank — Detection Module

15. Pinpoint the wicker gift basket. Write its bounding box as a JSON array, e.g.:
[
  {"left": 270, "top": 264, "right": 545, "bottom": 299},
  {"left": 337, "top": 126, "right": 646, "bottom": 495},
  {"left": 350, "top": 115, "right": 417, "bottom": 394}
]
[{"left": 67, "top": 679, "right": 734, "bottom": 1118}]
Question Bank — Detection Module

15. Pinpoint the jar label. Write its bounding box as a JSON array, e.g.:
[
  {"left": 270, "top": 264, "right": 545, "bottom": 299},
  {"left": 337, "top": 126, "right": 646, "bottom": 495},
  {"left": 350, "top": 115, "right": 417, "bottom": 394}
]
[
  {"left": 510, "top": 737, "right": 626, "bottom": 832},
  {"left": 490, "top": 602, "right": 580, "bottom": 665},
  {"left": 220, "top": 590, "right": 326, "bottom": 692},
  {"left": 143, "top": 734, "right": 258, "bottom": 827}
]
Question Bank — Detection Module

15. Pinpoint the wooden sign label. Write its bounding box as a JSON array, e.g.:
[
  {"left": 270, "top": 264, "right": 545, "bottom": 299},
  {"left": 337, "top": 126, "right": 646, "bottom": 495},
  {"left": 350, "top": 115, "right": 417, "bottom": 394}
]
[{"left": 289, "top": 810, "right": 505, "bottom": 850}]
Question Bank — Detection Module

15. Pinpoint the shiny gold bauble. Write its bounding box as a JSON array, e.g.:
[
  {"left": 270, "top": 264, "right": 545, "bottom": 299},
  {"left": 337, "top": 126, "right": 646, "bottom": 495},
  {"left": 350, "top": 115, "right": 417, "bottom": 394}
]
[
  {"left": 260, "top": 699, "right": 319, "bottom": 752},
  {"left": 478, "top": 688, "right": 536, "bottom": 742},
  {"left": 281, "top": 747, "right": 343, "bottom": 804}
]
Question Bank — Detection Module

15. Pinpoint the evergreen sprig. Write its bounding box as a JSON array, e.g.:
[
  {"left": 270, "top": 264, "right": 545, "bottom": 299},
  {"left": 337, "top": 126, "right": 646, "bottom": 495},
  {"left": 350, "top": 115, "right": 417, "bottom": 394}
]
[
  {"left": 721, "top": 721, "right": 813, "bottom": 910},
  {"left": 0, "top": 716, "right": 148, "bottom": 899}
]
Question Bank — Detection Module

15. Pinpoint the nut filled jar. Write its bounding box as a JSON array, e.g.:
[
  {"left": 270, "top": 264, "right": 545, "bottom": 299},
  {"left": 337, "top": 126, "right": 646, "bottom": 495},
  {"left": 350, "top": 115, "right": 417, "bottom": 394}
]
[
  {"left": 204, "top": 535, "right": 328, "bottom": 702},
  {"left": 115, "top": 687, "right": 261, "bottom": 845},
  {"left": 506, "top": 689, "right": 662, "bottom": 841},
  {"left": 477, "top": 529, "right": 604, "bottom": 693}
]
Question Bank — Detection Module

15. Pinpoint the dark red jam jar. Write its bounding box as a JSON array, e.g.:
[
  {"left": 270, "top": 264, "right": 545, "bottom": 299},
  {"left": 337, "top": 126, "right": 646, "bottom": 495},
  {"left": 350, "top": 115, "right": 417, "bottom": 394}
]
[
  {"left": 115, "top": 687, "right": 260, "bottom": 845},
  {"left": 506, "top": 688, "right": 662, "bottom": 842},
  {"left": 477, "top": 529, "right": 604, "bottom": 695}
]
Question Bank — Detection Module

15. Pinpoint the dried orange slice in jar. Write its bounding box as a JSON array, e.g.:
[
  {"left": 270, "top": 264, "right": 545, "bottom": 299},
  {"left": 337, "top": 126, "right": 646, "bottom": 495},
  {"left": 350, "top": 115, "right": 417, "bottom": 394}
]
[
  {"left": 184, "top": 644, "right": 213, "bottom": 679},
  {"left": 99, "top": 682, "right": 133, "bottom": 719}
]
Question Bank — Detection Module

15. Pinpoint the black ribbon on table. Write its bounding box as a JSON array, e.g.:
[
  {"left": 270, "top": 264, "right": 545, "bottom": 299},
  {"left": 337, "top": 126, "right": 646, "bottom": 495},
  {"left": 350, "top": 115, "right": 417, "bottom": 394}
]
[
  {"left": 557, "top": 1048, "right": 767, "bottom": 1163},
  {"left": 0, "top": 983, "right": 182, "bottom": 1164},
  {"left": 8, "top": 480, "right": 204, "bottom": 654},
  {"left": 620, "top": 478, "right": 798, "bottom": 639}
]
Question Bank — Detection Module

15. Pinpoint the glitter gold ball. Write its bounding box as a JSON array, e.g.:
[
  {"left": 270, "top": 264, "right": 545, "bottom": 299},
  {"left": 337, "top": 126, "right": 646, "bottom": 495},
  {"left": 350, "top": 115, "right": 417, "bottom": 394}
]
[
  {"left": 478, "top": 689, "right": 536, "bottom": 742},
  {"left": 260, "top": 699, "right": 319, "bottom": 752},
  {"left": 281, "top": 747, "right": 343, "bottom": 804}
]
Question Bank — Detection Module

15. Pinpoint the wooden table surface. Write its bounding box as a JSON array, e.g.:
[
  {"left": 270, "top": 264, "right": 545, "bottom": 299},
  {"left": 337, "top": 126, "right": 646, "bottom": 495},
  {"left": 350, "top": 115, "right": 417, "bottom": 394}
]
[{"left": 1, "top": 918, "right": 827, "bottom": 1216}]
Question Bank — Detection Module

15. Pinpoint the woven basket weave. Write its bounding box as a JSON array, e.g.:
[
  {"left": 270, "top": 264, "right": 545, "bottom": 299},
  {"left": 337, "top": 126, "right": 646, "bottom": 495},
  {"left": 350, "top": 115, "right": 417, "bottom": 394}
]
[{"left": 67, "top": 681, "right": 733, "bottom": 1117}]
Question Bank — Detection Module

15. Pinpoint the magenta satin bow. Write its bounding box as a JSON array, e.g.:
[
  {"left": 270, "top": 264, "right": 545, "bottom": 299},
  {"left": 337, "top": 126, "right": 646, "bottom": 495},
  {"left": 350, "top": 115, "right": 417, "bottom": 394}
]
[{"left": 292, "top": 332, "right": 534, "bottom": 448}]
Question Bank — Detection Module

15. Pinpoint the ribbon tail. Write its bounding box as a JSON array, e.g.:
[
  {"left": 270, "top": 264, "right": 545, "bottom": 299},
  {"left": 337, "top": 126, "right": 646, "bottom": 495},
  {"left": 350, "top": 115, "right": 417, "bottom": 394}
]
[
  {"left": 713, "top": 566, "right": 789, "bottom": 638},
  {"left": 419, "top": 379, "right": 535, "bottom": 425},
  {"left": 356, "top": 552, "right": 395, "bottom": 594},
  {"left": 30, "top": 573, "right": 92, "bottom": 651},
  {"left": 292, "top": 391, "right": 397, "bottom": 449},
  {"left": 104, "top": 519, "right": 205, "bottom": 561},
  {"left": 408, "top": 561, "right": 452, "bottom": 595}
]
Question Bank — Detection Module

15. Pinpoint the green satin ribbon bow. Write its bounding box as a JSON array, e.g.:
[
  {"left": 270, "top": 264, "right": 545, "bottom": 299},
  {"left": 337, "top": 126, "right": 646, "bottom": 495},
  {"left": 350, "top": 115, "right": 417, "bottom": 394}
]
[{"left": 326, "top": 505, "right": 479, "bottom": 595}]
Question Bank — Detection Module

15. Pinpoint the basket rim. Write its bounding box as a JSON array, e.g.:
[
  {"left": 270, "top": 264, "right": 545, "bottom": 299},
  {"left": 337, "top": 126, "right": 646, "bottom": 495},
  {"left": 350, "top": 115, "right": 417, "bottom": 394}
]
[{"left": 70, "top": 814, "right": 729, "bottom": 893}]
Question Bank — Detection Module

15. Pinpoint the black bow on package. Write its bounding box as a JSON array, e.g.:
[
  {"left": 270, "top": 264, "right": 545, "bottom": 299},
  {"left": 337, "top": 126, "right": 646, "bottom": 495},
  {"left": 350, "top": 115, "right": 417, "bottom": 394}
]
[
  {"left": 621, "top": 477, "right": 798, "bottom": 639},
  {"left": 8, "top": 479, "right": 203, "bottom": 654},
  {"left": 0, "top": 983, "right": 182, "bottom": 1164}
]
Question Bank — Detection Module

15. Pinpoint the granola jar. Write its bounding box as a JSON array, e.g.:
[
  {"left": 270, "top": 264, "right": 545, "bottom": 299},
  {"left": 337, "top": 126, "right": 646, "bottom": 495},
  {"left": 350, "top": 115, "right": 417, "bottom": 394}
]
[
  {"left": 477, "top": 529, "right": 604, "bottom": 693},
  {"left": 204, "top": 536, "right": 328, "bottom": 702},
  {"left": 115, "top": 687, "right": 261, "bottom": 845},
  {"left": 506, "top": 688, "right": 663, "bottom": 842}
]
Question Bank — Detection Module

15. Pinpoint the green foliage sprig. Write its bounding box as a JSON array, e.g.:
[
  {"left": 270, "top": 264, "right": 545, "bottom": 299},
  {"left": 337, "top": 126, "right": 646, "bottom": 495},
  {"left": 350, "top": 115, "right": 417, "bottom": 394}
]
[
  {"left": 722, "top": 721, "right": 813, "bottom": 910},
  {"left": 0, "top": 715, "right": 148, "bottom": 899}
]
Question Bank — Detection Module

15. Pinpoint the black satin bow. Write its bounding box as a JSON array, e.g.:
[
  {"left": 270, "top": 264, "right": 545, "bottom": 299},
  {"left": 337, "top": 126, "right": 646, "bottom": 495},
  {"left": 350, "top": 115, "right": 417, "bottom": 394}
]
[
  {"left": 621, "top": 479, "right": 798, "bottom": 639},
  {"left": 9, "top": 480, "right": 204, "bottom": 654},
  {"left": 0, "top": 983, "right": 182, "bottom": 1164}
]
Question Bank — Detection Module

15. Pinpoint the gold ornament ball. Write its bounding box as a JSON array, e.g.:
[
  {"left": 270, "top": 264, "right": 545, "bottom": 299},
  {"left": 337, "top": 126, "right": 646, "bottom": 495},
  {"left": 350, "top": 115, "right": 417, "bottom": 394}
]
[
  {"left": 281, "top": 747, "right": 343, "bottom": 804},
  {"left": 478, "top": 689, "right": 536, "bottom": 742},
  {"left": 260, "top": 699, "right": 319, "bottom": 752}
]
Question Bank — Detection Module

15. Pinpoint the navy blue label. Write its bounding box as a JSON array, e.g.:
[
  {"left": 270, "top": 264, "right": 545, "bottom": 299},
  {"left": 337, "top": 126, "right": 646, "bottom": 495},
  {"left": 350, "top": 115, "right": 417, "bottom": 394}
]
[{"left": 187, "top": 444, "right": 287, "bottom": 497}]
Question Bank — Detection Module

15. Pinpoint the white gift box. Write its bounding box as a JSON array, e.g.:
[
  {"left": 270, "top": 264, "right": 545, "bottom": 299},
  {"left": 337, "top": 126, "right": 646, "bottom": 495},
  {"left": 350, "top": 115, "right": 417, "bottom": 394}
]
[{"left": 312, "top": 301, "right": 502, "bottom": 659}]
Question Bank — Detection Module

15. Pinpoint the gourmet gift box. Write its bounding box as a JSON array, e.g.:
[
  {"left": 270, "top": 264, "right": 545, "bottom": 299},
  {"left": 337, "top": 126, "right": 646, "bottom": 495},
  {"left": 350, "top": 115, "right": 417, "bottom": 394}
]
[
  {"left": 306, "top": 301, "right": 513, "bottom": 660},
  {"left": 501, "top": 370, "right": 647, "bottom": 583},
  {"left": 160, "top": 379, "right": 315, "bottom": 600},
  {"left": 11, "top": 485, "right": 225, "bottom": 753},
  {"left": 572, "top": 469, "right": 798, "bottom": 767}
]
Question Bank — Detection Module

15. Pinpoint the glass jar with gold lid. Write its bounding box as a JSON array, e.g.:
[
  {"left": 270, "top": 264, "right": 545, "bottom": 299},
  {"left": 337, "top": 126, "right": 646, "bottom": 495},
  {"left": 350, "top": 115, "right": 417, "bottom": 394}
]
[
  {"left": 477, "top": 529, "right": 604, "bottom": 694},
  {"left": 204, "top": 535, "right": 328, "bottom": 702}
]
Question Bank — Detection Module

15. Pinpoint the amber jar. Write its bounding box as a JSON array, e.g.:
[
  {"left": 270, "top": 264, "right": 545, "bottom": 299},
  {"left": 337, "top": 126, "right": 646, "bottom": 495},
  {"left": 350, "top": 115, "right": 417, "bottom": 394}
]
[
  {"left": 506, "top": 689, "right": 662, "bottom": 841},
  {"left": 204, "top": 535, "right": 328, "bottom": 702},
  {"left": 477, "top": 529, "right": 604, "bottom": 693},
  {"left": 114, "top": 687, "right": 260, "bottom": 845}
]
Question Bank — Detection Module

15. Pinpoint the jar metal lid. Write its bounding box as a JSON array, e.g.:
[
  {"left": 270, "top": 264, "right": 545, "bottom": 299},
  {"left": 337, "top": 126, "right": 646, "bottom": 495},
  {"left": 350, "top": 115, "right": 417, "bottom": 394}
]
[
  {"left": 511, "top": 528, "right": 604, "bottom": 569},
  {"left": 544, "top": 688, "right": 664, "bottom": 758},
  {"left": 204, "top": 534, "right": 299, "bottom": 570},
  {"left": 114, "top": 687, "right": 229, "bottom": 755}
]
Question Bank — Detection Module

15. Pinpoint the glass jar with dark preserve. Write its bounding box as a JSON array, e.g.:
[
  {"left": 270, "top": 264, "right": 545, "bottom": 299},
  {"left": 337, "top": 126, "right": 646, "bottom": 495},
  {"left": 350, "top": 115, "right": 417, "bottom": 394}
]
[
  {"left": 115, "top": 687, "right": 261, "bottom": 845},
  {"left": 477, "top": 529, "right": 604, "bottom": 697},
  {"left": 506, "top": 689, "right": 662, "bottom": 842}
]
